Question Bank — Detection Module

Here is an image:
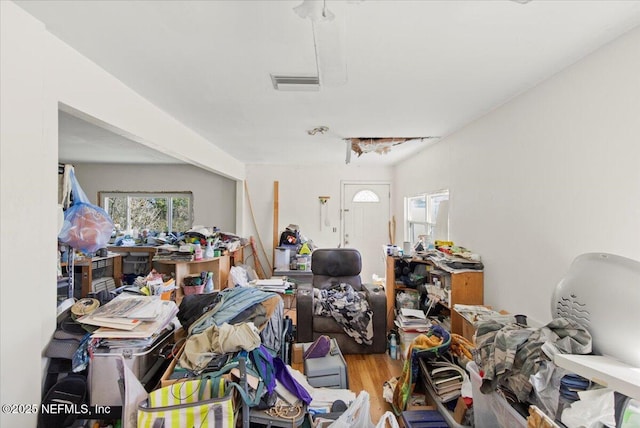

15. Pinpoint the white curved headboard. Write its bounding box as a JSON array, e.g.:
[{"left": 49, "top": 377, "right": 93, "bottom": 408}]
[{"left": 552, "top": 253, "right": 640, "bottom": 367}]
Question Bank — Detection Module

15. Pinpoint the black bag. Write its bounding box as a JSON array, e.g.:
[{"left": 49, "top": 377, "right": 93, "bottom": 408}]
[
  {"left": 400, "top": 263, "right": 428, "bottom": 288},
  {"left": 177, "top": 293, "right": 221, "bottom": 331},
  {"left": 281, "top": 316, "right": 295, "bottom": 364},
  {"left": 38, "top": 374, "right": 87, "bottom": 428},
  {"left": 279, "top": 230, "right": 300, "bottom": 247}
]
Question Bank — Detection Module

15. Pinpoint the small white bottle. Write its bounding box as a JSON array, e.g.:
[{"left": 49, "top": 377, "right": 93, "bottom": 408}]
[
  {"left": 389, "top": 333, "right": 398, "bottom": 360},
  {"left": 194, "top": 242, "right": 203, "bottom": 260},
  {"left": 204, "top": 239, "right": 214, "bottom": 259}
]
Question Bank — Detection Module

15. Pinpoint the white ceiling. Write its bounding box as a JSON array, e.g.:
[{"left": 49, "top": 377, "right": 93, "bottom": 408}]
[
  {"left": 17, "top": 0, "right": 640, "bottom": 166},
  {"left": 58, "top": 110, "right": 181, "bottom": 164}
]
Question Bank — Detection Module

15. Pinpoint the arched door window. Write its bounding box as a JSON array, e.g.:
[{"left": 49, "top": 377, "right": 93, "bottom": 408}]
[{"left": 352, "top": 189, "right": 380, "bottom": 203}]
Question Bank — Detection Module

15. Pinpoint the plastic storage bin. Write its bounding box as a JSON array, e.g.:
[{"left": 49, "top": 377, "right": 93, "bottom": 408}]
[
  {"left": 89, "top": 326, "right": 174, "bottom": 406},
  {"left": 467, "top": 362, "right": 527, "bottom": 428},
  {"left": 303, "top": 338, "right": 348, "bottom": 389}
]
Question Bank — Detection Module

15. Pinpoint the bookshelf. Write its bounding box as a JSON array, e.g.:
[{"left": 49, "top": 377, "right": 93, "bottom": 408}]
[
  {"left": 153, "top": 255, "right": 230, "bottom": 303},
  {"left": 385, "top": 255, "right": 483, "bottom": 336}
]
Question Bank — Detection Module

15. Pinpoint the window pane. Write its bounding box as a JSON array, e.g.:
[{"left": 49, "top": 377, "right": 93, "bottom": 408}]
[
  {"left": 130, "top": 197, "right": 168, "bottom": 233},
  {"left": 407, "top": 196, "right": 426, "bottom": 222},
  {"left": 428, "top": 192, "right": 449, "bottom": 223},
  {"left": 352, "top": 190, "right": 380, "bottom": 202},
  {"left": 409, "top": 223, "right": 429, "bottom": 244},
  {"left": 100, "top": 191, "right": 192, "bottom": 235},
  {"left": 172, "top": 197, "right": 191, "bottom": 233},
  {"left": 105, "top": 196, "right": 127, "bottom": 233}
]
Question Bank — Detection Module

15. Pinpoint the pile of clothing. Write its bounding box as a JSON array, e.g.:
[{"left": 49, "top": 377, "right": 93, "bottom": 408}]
[
  {"left": 474, "top": 316, "right": 592, "bottom": 415},
  {"left": 313, "top": 283, "right": 373, "bottom": 345}
]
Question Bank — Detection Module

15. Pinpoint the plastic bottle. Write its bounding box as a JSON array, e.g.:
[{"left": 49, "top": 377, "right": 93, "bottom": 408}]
[
  {"left": 204, "top": 271, "right": 214, "bottom": 293},
  {"left": 204, "top": 239, "right": 214, "bottom": 259},
  {"left": 389, "top": 333, "right": 398, "bottom": 360},
  {"left": 194, "top": 242, "right": 203, "bottom": 260}
]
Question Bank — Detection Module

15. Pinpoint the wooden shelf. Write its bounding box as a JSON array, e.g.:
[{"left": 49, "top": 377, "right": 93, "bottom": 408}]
[
  {"left": 74, "top": 253, "right": 122, "bottom": 298},
  {"left": 385, "top": 255, "right": 483, "bottom": 334},
  {"left": 228, "top": 243, "right": 249, "bottom": 266},
  {"left": 153, "top": 255, "right": 230, "bottom": 304}
]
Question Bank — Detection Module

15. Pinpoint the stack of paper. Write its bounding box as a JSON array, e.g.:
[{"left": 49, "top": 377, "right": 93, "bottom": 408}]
[
  {"left": 78, "top": 294, "right": 178, "bottom": 339},
  {"left": 251, "top": 277, "right": 292, "bottom": 293},
  {"left": 453, "top": 304, "right": 515, "bottom": 325},
  {"left": 153, "top": 246, "right": 194, "bottom": 261},
  {"left": 147, "top": 277, "right": 176, "bottom": 296},
  {"left": 395, "top": 308, "right": 431, "bottom": 331}
]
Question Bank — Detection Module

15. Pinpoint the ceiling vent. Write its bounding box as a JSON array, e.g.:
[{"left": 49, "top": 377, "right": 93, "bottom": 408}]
[{"left": 270, "top": 74, "right": 320, "bottom": 91}]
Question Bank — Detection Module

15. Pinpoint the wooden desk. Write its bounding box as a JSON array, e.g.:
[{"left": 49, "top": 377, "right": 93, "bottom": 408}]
[
  {"left": 74, "top": 253, "right": 122, "bottom": 298},
  {"left": 107, "top": 246, "right": 158, "bottom": 273},
  {"left": 454, "top": 306, "right": 509, "bottom": 343},
  {"left": 273, "top": 269, "right": 313, "bottom": 284},
  {"left": 153, "top": 255, "right": 230, "bottom": 303}
]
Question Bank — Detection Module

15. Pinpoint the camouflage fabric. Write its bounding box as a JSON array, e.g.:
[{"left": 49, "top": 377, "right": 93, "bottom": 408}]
[
  {"left": 313, "top": 283, "right": 374, "bottom": 345},
  {"left": 475, "top": 317, "right": 591, "bottom": 402}
]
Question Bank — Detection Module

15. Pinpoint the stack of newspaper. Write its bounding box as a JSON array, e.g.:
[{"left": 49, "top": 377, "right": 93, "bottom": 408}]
[{"left": 77, "top": 294, "right": 178, "bottom": 339}]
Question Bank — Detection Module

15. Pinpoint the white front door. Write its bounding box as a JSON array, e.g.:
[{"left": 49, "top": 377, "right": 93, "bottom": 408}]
[{"left": 342, "top": 182, "right": 391, "bottom": 283}]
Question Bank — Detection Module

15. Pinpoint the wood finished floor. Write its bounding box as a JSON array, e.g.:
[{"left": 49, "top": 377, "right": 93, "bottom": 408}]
[{"left": 292, "top": 351, "right": 404, "bottom": 423}]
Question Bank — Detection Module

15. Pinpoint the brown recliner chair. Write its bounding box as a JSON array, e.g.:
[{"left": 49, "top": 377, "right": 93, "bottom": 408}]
[{"left": 296, "top": 248, "right": 387, "bottom": 354}]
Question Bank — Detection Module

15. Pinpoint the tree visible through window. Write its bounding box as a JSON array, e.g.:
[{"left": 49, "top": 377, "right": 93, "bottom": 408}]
[{"left": 100, "top": 192, "right": 193, "bottom": 235}]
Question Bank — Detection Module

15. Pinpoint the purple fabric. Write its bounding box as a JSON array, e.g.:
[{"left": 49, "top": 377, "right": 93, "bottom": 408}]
[
  {"left": 273, "top": 357, "right": 312, "bottom": 405},
  {"left": 303, "top": 335, "right": 331, "bottom": 359}
]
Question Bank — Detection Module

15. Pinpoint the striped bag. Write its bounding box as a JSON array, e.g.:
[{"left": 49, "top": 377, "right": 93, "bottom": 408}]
[{"left": 137, "top": 378, "right": 238, "bottom": 428}]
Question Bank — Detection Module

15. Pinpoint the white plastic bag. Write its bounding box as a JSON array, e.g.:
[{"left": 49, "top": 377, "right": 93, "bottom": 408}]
[
  {"left": 375, "top": 411, "right": 400, "bottom": 428},
  {"left": 328, "top": 390, "right": 374, "bottom": 428},
  {"left": 230, "top": 265, "right": 249, "bottom": 286},
  {"left": 561, "top": 388, "right": 616, "bottom": 428}
]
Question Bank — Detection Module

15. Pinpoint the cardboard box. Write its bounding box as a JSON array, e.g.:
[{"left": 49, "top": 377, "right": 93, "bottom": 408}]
[
  {"left": 456, "top": 306, "right": 510, "bottom": 343},
  {"left": 406, "top": 393, "right": 436, "bottom": 411},
  {"left": 453, "top": 396, "right": 469, "bottom": 424},
  {"left": 173, "top": 327, "right": 187, "bottom": 342},
  {"left": 293, "top": 343, "right": 304, "bottom": 365}
]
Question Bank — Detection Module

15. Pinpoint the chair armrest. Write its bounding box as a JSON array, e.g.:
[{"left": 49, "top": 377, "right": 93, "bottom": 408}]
[
  {"left": 296, "top": 283, "right": 314, "bottom": 343},
  {"left": 362, "top": 283, "right": 388, "bottom": 353},
  {"left": 362, "top": 283, "right": 386, "bottom": 312}
]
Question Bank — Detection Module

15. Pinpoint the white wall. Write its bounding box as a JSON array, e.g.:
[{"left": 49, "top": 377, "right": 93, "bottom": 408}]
[
  {"left": 245, "top": 164, "right": 393, "bottom": 273},
  {"left": 0, "top": 3, "right": 245, "bottom": 426},
  {"left": 2, "top": 2, "right": 639, "bottom": 425},
  {"left": 1, "top": 4, "right": 56, "bottom": 427},
  {"left": 394, "top": 26, "right": 640, "bottom": 325},
  {"left": 74, "top": 163, "right": 237, "bottom": 232}
]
